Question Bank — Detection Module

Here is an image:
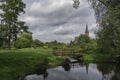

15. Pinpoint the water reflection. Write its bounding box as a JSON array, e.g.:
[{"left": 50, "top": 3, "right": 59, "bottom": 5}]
[
  {"left": 112, "top": 64, "right": 120, "bottom": 80},
  {"left": 24, "top": 62, "right": 120, "bottom": 80},
  {"left": 97, "top": 63, "right": 120, "bottom": 80},
  {"left": 23, "top": 59, "right": 49, "bottom": 80},
  {"left": 62, "top": 58, "right": 71, "bottom": 71}
]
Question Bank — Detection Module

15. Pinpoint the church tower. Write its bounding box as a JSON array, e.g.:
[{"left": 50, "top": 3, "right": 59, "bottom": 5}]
[{"left": 85, "top": 24, "right": 89, "bottom": 36}]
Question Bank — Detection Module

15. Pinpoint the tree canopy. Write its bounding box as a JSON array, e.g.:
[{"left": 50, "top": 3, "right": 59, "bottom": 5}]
[
  {"left": 0, "top": 0, "right": 28, "bottom": 49},
  {"left": 14, "top": 32, "right": 32, "bottom": 48},
  {"left": 89, "top": 0, "right": 120, "bottom": 54}
]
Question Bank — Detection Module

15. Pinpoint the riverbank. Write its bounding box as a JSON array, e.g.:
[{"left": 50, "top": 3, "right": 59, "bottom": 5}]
[
  {"left": 0, "top": 48, "right": 117, "bottom": 80},
  {"left": 83, "top": 53, "right": 116, "bottom": 63},
  {"left": 0, "top": 48, "right": 63, "bottom": 80}
]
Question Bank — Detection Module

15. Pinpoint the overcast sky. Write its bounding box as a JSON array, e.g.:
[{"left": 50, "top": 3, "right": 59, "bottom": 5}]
[{"left": 20, "top": 0, "right": 98, "bottom": 43}]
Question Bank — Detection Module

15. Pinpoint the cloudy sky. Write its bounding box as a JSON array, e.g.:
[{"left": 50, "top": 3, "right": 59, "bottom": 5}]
[{"left": 20, "top": 0, "right": 98, "bottom": 43}]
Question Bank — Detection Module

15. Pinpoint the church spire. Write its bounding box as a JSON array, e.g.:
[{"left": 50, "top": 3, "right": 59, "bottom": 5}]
[{"left": 85, "top": 24, "right": 89, "bottom": 36}]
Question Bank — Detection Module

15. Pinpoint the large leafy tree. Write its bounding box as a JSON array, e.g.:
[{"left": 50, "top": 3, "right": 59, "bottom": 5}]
[
  {"left": 74, "top": 34, "right": 91, "bottom": 52},
  {"left": 0, "top": 0, "right": 28, "bottom": 49},
  {"left": 88, "top": 0, "right": 120, "bottom": 54}
]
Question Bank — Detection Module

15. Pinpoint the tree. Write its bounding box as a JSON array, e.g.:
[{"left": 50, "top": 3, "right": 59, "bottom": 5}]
[
  {"left": 14, "top": 32, "right": 32, "bottom": 49},
  {"left": 70, "top": 34, "right": 92, "bottom": 52},
  {"left": 45, "top": 40, "right": 58, "bottom": 48},
  {"left": 32, "top": 39, "right": 44, "bottom": 48},
  {"left": 0, "top": 25, "right": 4, "bottom": 47},
  {"left": 75, "top": 34, "right": 90, "bottom": 47},
  {"left": 73, "top": 0, "right": 80, "bottom": 9},
  {"left": 89, "top": 0, "right": 120, "bottom": 54},
  {"left": 0, "top": 0, "right": 28, "bottom": 49}
]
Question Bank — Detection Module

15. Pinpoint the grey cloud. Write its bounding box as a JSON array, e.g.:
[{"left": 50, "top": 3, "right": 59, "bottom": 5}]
[
  {"left": 25, "top": 0, "right": 93, "bottom": 27},
  {"left": 21, "top": 0, "right": 97, "bottom": 43},
  {"left": 54, "top": 30, "right": 74, "bottom": 35},
  {"left": 53, "top": 27, "right": 76, "bottom": 35}
]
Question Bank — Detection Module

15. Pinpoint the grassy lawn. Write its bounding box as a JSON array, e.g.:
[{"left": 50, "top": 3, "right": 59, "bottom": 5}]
[{"left": 0, "top": 48, "right": 63, "bottom": 80}]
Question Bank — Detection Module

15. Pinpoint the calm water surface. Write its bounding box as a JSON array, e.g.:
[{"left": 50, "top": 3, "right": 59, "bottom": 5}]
[{"left": 24, "top": 62, "right": 120, "bottom": 80}]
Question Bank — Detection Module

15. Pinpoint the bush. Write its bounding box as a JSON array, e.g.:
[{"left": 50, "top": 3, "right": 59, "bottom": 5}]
[{"left": 43, "top": 45, "right": 49, "bottom": 49}]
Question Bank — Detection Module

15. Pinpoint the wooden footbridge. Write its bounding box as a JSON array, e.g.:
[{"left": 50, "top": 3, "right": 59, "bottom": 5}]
[{"left": 53, "top": 50, "right": 83, "bottom": 57}]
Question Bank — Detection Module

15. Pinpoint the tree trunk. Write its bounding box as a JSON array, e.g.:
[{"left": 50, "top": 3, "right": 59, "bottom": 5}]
[{"left": 8, "top": 36, "right": 11, "bottom": 50}]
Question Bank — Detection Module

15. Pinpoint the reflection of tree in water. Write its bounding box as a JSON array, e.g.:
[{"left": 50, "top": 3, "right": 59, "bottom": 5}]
[
  {"left": 96, "top": 63, "right": 120, "bottom": 80},
  {"left": 111, "top": 64, "right": 120, "bottom": 80},
  {"left": 62, "top": 58, "right": 71, "bottom": 71},
  {"left": 97, "top": 63, "right": 113, "bottom": 75},
  {"left": 31, "top": 59, "right": 49, "bottom": 79},
  {"left": 62, "top": 63, "right": 71, "bottom": 71},
  {"left": 43, "top": 72, "right": 48, "bottom": 79},
  {"left": 19, "top": 59, "right": 49, "bottom": 80}
]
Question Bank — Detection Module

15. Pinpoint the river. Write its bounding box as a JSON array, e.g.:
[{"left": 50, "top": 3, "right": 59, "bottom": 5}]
[{"left": 23, "top": 61, "right": 120, "bottom": 80}]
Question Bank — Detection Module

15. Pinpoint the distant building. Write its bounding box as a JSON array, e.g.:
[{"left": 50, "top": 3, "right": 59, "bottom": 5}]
[
  {"left": 85, "top": 24, "right": 89, "bottom": 36},
  {"left": 74, "top": 24, "right": 89, "bottom": 43}
]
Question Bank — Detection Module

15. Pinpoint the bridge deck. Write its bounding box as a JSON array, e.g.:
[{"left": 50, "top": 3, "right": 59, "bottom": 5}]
[{"left": 53, "top": 50, "right": 83, "bottom": 56}]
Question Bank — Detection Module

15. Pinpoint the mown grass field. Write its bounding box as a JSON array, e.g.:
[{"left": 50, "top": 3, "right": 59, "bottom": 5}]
[{"left": 0, "top": 48, "right": 63, "bottom": 80}]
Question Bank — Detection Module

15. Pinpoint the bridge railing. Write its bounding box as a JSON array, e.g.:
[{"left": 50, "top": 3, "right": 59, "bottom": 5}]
[{"left": 53, "top": 49, "right": 82, "bottom": 56}]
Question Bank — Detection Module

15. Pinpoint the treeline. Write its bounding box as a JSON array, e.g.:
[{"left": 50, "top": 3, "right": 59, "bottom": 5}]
[
  {"left": 0, "top": 30, "right": 98, "bottom": 54},
  {"left": 45, "top": 34, "right": 97, "bottom": 54}
]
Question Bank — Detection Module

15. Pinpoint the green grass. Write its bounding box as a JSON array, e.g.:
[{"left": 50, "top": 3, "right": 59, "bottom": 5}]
[
  {"left": 0, "top": 48, "right": 63, "bottom": 80},
  {"left": 83, "top": 53, "right": 116, "bottom": 63}
]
